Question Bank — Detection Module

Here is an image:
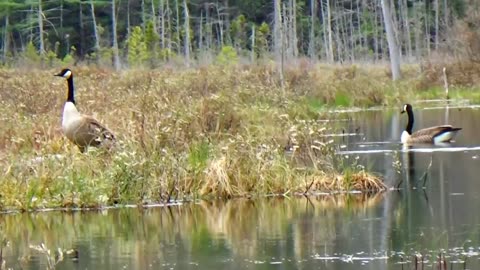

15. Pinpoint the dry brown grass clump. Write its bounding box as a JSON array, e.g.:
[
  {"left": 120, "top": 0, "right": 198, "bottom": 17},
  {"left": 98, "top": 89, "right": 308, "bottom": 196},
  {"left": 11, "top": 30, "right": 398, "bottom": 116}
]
[{"left": 418, "top": 61, "right": 480, "bottom": 90}]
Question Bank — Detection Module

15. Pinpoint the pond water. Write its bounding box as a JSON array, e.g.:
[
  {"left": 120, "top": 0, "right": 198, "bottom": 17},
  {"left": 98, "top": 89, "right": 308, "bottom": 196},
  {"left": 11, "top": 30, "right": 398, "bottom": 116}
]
[{"left": 3, "top": 101, "right": 480, "bottom": 270}]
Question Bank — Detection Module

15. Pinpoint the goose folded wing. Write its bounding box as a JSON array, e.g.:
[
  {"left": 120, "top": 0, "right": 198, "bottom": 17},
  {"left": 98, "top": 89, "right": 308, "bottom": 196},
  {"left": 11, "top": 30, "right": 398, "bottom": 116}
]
[
  {"left": 84, "top": 116, "right": 116, "bottom": 146},
  {"left": 412, "top": 125, "right": 456, "bottom": 137}
]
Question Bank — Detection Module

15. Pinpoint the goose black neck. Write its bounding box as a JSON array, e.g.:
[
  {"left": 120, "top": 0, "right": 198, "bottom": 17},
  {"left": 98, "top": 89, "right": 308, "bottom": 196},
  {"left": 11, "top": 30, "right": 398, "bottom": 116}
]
[
  {"left": 405, "top": 109, "right": 414, "bottom": 134},
  {"left": 67, "top": 76, "right": 75, "bottom": 104}
]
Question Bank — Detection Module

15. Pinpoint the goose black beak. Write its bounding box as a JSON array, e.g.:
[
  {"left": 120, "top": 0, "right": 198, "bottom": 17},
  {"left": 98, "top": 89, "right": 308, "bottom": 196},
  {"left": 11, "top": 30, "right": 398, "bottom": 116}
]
[
  {"left": 54, "top": 73, "right": 62, "bottom": 77},
  {"left": 400, "top": 110, "right": 405, "bottom": 114}
]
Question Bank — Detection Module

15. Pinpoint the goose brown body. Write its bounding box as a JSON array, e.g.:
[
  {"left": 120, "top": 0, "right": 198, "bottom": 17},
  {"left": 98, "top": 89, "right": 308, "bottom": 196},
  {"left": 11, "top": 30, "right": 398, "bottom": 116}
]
[
  {"left": 400, "top": 104, "right": 461, "bottom": 144},
  {"left": 56, "top": 69, "right": 116, "bottom": 152}
]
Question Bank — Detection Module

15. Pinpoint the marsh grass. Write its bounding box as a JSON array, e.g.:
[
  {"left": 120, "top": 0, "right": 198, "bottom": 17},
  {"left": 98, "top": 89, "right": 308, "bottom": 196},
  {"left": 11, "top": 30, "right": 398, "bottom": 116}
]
[{"left": 3, "top": 62, "right": 479, "bottom": 210}]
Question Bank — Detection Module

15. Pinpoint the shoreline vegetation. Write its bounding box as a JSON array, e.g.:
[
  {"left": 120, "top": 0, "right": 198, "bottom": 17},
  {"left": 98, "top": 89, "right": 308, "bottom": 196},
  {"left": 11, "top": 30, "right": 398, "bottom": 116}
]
[{"left": 0, "top": 62, "right": 479, "bottom": 211}]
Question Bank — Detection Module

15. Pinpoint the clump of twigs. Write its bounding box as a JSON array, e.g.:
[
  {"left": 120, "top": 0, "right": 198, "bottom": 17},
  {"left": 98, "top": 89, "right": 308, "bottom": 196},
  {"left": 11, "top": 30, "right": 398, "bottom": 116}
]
[{"left": 29, "top": 243, "right": 64, "bottom": 270}]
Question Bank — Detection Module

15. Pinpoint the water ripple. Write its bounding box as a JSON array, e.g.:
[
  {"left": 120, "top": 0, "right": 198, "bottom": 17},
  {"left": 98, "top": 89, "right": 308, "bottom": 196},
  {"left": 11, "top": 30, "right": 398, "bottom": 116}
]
[{"left": 338, "top": 145, "right": 480, "bottom": 155}]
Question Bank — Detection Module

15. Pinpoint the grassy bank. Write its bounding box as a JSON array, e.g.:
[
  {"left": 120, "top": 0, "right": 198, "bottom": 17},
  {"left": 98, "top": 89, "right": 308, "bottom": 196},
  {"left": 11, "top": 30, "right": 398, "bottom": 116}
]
[{"left": 2, "top": 62, "right": 478, "bottom": 210}]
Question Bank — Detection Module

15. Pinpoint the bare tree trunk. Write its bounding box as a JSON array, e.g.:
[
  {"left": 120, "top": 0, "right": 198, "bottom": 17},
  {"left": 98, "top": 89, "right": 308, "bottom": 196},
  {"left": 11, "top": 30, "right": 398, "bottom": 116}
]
[
  {"left": 390, "top": 0, "right": 402, "bottom": 63},
  {"left": 333, "top": 0, "right": 344, "bottom": 62},
  {"left": 205, "top": 3, "right": 211, "bottom": 50},
  {"left": 79, "top": 2, "right": 85, "bottom": 56},
  {"left": 160, "top": 0, "right": 165, "bottom": 49},
  {"left": 183, "top": 0, "right": 190, "bottom": 67},
  {"left": 398, "top": 0, "right": 405, "bottom": 54},
  {"left": 334, "top": 8, "right": 343, "bottom": 62},
  {"left": 175, "top": 0, "right": 181, "bottom": 54},
  {"left": 443, "top": 67, "right": 449, "bottom": 99},
  {"left": 151, "top": 0, "right": 157, "bottom": 33},
  {"left": 251, "top": 24, "right": 255, "bottom": 63},
  {"left": 342, "top": 2, "right": 350, "bottom": 61},
  {"left": 345, "top": 4, "right": 351, "bottom": 61},
  {"left": 216, "top": 5, "right": 224, "bottom": 46},
  {"left": 425, "top": 1, "right": 430, "bottom": 57},
  {"left": 381, "top": 0, "right": 401, "bottom": 80},
  {"left": 90, "top": 0, "right": 100, "bottom": 55},
  {"left": 273, "top": 0, "right": 284, "bottom": 87},
  {"left": 413, "top": 2, "right": 421, "bottom": 60},
  {"left": 326, "top": 0, "right": 334, "bottom": 63},
  {"left": 274, "top": 0, "right": 282, "bottom": 60},
  {"left": 141, "top": 0, "right": 146, "bottom": 31},
  {"left": 127, "top": 0, "right": 131, "bottom": 37},
  {"left": 2, "top": 15, "right": 9, "bottom": 62},
  {"left": 443, "top": 0, "right": 448, "bottom": 27},
  {"left": 166, "top": 0, "right": 172, "bottom": 56},
  {"left": 357, "top": 0, "right": 362, "bottom": 58},
  {"left": 291, "top": 0, "right": 298, "bottom": 57},
  {"left": 283, "top": 2, "right": 290, "bottom": 59},
  {"left": 223, "top": 0, "right": 231, "bottom": 44},
  {"left": 434, "top": 0, "right": 439, "bottom": 50},
  {"left": 29, "top": 4, "right": 34, "bottom": 44},
  {"left": 199, "top": 11, "right": 203, "bottom": 51},
  {"left": 402, "top": 0, "right": 412, "bottom": 59},
  {"left": 349, "top": 2, "right": 355, "bottom": 62},
  {"left": 38, "top": 0, "right": 45, "bottom": 56},
  {"left": 389, "top": 0, "right": 399, "bottom": 40},
  {"left": 379, "top": 3, "right": 387, "bottom": 60},
  {"left": 308, "top": 0, "right": 315, "bottom": 59},
  {"left": 111, "top": 0, "right": 121, "bottom": 70},
  {"left": 320, "top": 0, "right": 328, "bottom": 60},
  {"left": 60, "top": 0, "right": 63, "bottom": 29},
  {"left": 374, "top": 2, "right": 379, "bottom": 62}
]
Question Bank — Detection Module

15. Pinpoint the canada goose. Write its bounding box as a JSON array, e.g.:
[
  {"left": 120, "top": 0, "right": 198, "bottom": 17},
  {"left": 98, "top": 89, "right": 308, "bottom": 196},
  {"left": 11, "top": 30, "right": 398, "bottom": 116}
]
[
  {"left": 55, "top": 68, "right": 115, "bottom": 152},
  {"left": 400, "top": 103, "right": 461, "bottom": 144}
]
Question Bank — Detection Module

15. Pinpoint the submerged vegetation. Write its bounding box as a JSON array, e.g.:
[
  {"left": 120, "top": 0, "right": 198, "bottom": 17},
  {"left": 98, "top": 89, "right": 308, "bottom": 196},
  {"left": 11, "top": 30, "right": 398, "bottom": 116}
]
[{"left": 1, "top": 61, "right": 479, "bottom": 210}]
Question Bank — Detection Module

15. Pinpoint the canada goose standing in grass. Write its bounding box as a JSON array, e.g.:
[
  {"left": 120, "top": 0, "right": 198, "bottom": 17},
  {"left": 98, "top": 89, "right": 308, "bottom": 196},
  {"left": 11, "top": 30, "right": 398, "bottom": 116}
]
[
  {"left": 55, "top": 68, "right": 115, "bottom": 152},
  {"left": 400, "top": 103, "right": 461, "bottom": 144}
]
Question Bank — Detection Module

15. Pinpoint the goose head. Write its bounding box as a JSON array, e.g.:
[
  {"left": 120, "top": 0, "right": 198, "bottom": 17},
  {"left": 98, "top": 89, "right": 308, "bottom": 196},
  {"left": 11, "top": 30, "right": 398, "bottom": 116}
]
[
  {"left": 401, "top": 104, "right": 412, "bottom": 114},
  {"left": 55, "top": 68, "right": 72, "bottom": 79}
]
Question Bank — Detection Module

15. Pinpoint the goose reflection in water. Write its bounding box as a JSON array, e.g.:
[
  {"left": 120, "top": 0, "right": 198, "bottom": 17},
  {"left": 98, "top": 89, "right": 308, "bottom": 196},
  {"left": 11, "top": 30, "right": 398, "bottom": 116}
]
[{"left": 397, "top": 144, "right": 434, "bottom": 190}]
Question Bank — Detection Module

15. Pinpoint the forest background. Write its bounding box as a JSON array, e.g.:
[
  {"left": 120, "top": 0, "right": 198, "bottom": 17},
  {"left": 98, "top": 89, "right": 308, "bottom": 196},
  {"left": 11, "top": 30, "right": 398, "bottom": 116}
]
[{"left": 0, "top": 0, "right": 479, "bottom": 73}]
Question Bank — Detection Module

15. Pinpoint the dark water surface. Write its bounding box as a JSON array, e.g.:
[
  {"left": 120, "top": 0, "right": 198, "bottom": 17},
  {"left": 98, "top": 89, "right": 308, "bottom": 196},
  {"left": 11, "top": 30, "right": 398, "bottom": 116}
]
[{"left": 3, "top": 102, "right": 480, "bottom": 270}]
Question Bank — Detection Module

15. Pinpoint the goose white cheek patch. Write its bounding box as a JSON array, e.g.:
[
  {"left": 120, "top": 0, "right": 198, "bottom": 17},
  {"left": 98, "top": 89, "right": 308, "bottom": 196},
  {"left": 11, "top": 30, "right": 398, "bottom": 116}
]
[{"left": 63, "top": 70, "right": 72, "bottom": 78}]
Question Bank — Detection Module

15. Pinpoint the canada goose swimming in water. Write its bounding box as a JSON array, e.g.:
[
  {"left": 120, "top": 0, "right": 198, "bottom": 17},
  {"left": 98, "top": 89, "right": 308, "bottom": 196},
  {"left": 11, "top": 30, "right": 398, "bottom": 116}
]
[
  {"left": 55, "top": 68, "right": 115, "bottom": 152},
  {"left": 400, "top": 103, "right": 461, "bottom": 144}
]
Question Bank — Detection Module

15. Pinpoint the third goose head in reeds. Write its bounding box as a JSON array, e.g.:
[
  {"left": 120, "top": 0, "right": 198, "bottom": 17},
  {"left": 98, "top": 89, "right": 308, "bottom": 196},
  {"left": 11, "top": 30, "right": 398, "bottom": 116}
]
[
  {"left": 55, "top": 68, "right": 116, "bottom": 152},
  {"left": 400, "top": 103, "right": 462, "bottom": 144}
]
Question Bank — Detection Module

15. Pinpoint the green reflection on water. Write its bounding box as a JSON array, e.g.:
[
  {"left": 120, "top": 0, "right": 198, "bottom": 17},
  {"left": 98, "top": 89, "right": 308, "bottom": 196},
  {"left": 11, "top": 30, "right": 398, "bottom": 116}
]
[{"left": 0, "top": 194, "right": 385, "bottom": 270}]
